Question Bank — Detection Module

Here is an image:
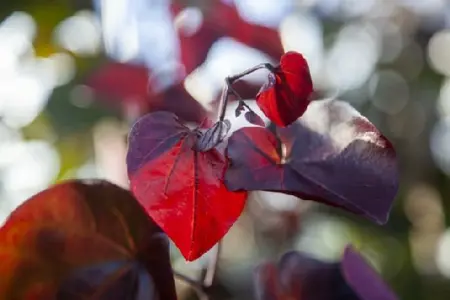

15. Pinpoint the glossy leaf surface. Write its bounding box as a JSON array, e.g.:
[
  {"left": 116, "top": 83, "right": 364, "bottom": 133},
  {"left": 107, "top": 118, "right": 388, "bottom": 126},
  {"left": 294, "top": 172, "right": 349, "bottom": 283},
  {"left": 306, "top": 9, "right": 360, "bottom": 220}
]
[
  {"left": 254, "top": 245, "right": 397, "bottom": 300},
  {"left": 127, "top": 111, "right": 247, "bottom": 261},
  {"left": 0, "top": 180, "right": 176, "bottom": 300},
  {"left": 226, "top": 99, "right": 398, "bottom": 224},
  {"left": 256, "top": 51, "right": 313, "bottom": 127}
]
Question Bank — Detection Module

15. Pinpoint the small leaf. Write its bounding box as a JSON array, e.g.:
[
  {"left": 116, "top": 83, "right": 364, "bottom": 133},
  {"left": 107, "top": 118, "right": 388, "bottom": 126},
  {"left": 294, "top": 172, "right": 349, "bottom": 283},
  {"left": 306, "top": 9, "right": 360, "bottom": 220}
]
[
  {"left": 244, "top": 111, "right": 265, "bottom": 127},
  {"left": 256, "top": 51, "right": 313, "bottom": 127},
  {"left": 196, "top": 120, "right": 231, "bottom": 152},
  {"left": 0, "top": 180, "right": 176, "bottom": 300},
  {"left": 127, "top": 112, "right": 247, "bottom": 261},
  {"left": 254, "top": 245, "right": 397, "bottom": 300},
  {"left": 225, "top": 99, "right": 398, "bottom": 224},
  {"left": 235, "top": 102, "right": 246, "bottom": 117}
]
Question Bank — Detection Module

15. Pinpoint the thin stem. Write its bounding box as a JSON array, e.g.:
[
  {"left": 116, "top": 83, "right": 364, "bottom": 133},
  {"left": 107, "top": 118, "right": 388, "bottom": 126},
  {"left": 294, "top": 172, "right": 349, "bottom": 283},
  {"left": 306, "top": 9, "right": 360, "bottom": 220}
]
[
  {"left": 217, "top": 82, "right": 230, "bottom": 122},
  {"left": 174, "top": 271, "right": 209, "bottom": 300},
  {"left": 225, "top": 78, "right": 252, "bottom": 114},
  {"left": 203, "top": 242, "right": 222, "bottom": 287},
  {"left": 218, "top": 63, "right": 276, "bottom": 122},
  {"left": 228, "top": 63, "right": 275, "bottom": 83}
]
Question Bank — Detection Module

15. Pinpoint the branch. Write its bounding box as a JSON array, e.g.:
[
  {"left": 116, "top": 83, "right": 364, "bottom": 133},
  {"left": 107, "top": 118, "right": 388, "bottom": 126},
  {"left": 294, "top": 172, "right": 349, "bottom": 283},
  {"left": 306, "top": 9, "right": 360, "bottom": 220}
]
[
  {"left": 203, "top": 242, "right": 222, "bottom": 287},
  {"left": 174, "top": 271, "right": 210, "bottom": 300},
  {"left": 227, "top": 63, "right": 275, "bottom": 83},
  {"left": 217, "top": 63, "right": 276, "bottom": 122}
]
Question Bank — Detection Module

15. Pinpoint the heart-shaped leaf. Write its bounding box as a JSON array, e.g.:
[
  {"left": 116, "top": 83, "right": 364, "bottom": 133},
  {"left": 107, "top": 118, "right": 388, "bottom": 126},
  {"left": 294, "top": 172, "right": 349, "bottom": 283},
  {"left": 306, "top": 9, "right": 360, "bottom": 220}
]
[
  {"left": 256, "top": 51, "right": 313, "bottom": 127},
  {"left": 0, "top": 180, "right": 176, "bottom": 300},
  {"left": 127, "top": 111, "right": 247, "bottom": 261},
  {"left": 254, "top": 245, "right": 397, "bottom": 300},
  {"left": 225, "top": 99, "right": 398, "bottom": 224}
]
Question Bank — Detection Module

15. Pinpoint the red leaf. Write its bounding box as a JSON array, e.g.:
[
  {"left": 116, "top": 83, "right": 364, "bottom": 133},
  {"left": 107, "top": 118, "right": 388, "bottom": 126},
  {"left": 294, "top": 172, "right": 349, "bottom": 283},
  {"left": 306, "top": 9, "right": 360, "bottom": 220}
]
[
  {"left": 0, "top": 180, "right": 176, "bottom": 300},
  {"left": 208, "top": 1, "right": 284, "bottom": 60},
  {"left": 256, "top": 51, "right": 314, "bottom": 127},
  {"left": 127, "top": 111, "right": 247, "bottom": 261},
  {"left": 86, "top": 61, "right": 151, "bottom": 105},
  {"left": 225, "top": 99, "right": 398, "bottom": 224},
  {"left": 86, "top": 62, "right": 209, "bottom": 123},
  {"left": 173, "top": 1, "right": 284, "bottom": 76},
  {"left": 254, "top": 245, "right": 397, "bottom": 300}
]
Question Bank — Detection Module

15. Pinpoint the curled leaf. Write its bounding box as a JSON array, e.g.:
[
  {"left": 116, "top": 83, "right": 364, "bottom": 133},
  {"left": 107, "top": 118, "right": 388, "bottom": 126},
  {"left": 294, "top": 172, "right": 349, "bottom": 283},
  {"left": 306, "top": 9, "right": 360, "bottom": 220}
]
[
  {"left": 0, "top": 180, "right": 176, "bottom": 300},
  {"left": 235, "top": 101, "right": 246, "bottom": 117},
  {"left": 256, "top": 51, "right": 313, "bottom": 127},
  {"left": 196, "top": 119, "right": 231, "bottom": 152},
  {"left": 127, "top": 112, "right": 247, "bottom": 261},
  {"left": 225, "top": 99, "right": 398, "bottom": 224}
]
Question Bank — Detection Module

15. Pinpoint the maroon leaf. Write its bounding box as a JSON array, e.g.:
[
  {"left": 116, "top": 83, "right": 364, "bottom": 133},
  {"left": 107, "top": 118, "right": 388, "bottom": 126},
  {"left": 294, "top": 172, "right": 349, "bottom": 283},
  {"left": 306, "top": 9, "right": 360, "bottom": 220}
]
[
  {"left": 254, "top": 245, "right": 397, "bottom": 300},
  {"left": 0, "top": 180, "right": 176, "bottom": 300},
  {"left": 86, "top": 62, "right": 209, "bottom": 123},
  {"left": 172, "top": 1, "right": 284, "bottom": 76},
  {"left": 127, "top": 111, "right": 247, "bottom": 261},
  {"left": 225, "top": 99, "right": 398, "bottom": 224},
  {"left": 86, "top": 61, "right": 151, "bottom": 104},
  {"left": 256, "top": 51, "right": 313, "bottom": 127}
]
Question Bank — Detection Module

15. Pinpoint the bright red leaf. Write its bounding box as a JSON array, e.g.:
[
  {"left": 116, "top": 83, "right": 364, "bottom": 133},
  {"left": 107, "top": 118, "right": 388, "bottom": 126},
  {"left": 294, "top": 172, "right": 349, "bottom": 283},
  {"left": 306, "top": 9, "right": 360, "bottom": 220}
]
[
  {"left": 0, "top": 180, "right": 176, "bottom": 300},
  {"left": 256, "top": 51, "right": 314, "bottom": 127},
  {"left": 225, "top": 99, "right": 398, "bottom": 224},
  {"left": 254, "top": 245, "right": 397, "bottom": 300},
  {"left": 127, "top": 111, "right": 247, "bottom": 261}
]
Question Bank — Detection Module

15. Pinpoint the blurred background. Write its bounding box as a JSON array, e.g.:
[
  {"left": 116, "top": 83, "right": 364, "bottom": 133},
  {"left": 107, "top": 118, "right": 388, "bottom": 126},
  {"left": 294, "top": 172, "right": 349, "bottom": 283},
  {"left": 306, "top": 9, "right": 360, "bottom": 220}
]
[{"left": 0, "top": 0, "right": 450, "bottom": 299}]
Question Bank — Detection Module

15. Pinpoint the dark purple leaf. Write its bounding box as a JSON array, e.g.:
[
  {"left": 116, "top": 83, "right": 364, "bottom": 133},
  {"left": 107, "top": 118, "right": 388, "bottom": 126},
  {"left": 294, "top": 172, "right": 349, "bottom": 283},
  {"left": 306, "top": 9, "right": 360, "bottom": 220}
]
[
  {"left": 342, "top": 246, "right": 398, "bottom": 300},
  {"left": 245, "top": 111, "right": 265, "bottom": 127},
  {"left": 58, "top": 261, "right": 156, "bottom": 300},
  {"left": 127, "top": 111, "right": 189, "bottom": 175},
  {"left": 225, "top": 99, "right": 398, "bottom": 224},
  {"left": 254, "top": 245, "right": 397, "bottom": 300}
]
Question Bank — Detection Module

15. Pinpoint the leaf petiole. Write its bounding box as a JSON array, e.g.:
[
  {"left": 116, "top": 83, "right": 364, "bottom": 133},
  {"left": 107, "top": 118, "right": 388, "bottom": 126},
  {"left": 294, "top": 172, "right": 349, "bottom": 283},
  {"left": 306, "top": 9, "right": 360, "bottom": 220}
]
[
  {"left": 218, "top": 64, "right": 275, "bottom": 122},
  {"left": 174, "top": 271, "right": 210, "bottom": 300},
  {"left": 227, "top": 63, "right": 276, "bottom": 84}
]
